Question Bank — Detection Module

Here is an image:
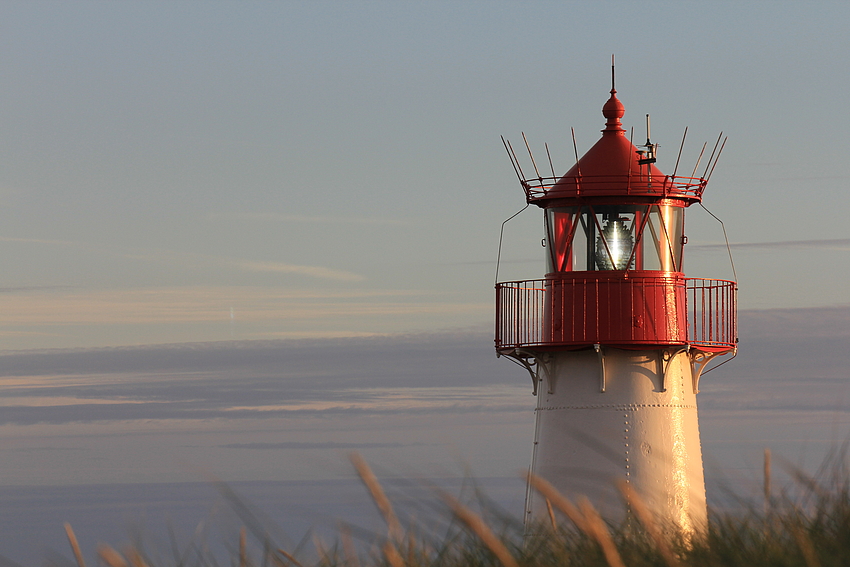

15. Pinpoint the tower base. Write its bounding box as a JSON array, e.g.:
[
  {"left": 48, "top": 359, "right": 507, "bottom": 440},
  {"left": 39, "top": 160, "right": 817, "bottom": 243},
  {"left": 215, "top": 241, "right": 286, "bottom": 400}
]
[{"left": 524, "top": 347, "right": 707, "bottom": 534}]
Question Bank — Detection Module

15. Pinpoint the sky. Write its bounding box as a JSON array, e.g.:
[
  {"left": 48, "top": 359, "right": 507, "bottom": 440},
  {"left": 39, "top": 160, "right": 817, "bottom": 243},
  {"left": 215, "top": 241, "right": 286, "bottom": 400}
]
[{"left": 0, "top": 0, "right": 849, "bottom": 561}]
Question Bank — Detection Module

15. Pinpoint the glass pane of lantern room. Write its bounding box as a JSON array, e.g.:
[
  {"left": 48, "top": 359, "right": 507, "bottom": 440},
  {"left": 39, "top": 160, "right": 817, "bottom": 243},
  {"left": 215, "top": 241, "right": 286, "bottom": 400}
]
[
  {"left": 545, "top": 208, "right": 575, "bottom": 273},
  {"left": 643, "top": 205, "right": 684, "bottom": 272},
  {"left": 571, "top": 211, "right": 589, "bottom": 271}
]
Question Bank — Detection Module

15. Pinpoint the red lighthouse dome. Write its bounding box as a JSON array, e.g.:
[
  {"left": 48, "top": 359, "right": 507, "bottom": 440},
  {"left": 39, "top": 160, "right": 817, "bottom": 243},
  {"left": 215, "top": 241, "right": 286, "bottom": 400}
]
[{"left": 522, "top": 90, "right": 706, "bottom": 207}]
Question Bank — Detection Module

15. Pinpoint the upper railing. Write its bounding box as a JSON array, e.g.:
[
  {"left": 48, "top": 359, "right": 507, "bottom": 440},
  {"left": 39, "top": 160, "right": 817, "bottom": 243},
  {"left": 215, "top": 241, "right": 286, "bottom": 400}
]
[
  {"left": 519, "top": 174, "right": 707, "bottom": 203},
  {"left": 495, "top": 276, "right": 736, "bottom": 352}
]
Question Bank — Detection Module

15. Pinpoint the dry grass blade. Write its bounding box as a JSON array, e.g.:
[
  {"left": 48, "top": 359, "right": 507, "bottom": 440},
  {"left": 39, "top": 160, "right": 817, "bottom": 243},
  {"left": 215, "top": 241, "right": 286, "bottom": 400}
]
[
  {"left": 792, "top": 525, "right": 821, "bottom": 567},
  {"left": 406, "top": 522, "right": 417, "bottom": 566},
  {"left": 63, "top": 522, "right": 87, "bottom": 567},
  {"left": 97, "top": 544, "right": 128, "bottom": 567},
  {"left": 275, "top": 548, "right": 304, "bottom": 567},
  {"left": 382, "top": 541, "right": 404, "bottom": 567},
  {"left": 618, "top": 480, "right": 680, "bottom": 567},
  {"left": 765, "top": 448, "right": 772, "bottom": 515},
  {"left": 125, "top": 547, "right": 149, "bottom": 567},
  {"left": 441, "top": 491, "right": 519, "bottom": 567},
  {"left": 340, "top": 524, "right": 361, "bottom": 567},
  {"left": 312, "top": 534, "right": 330, "bottom": 565},
  {"left": 546, "top": 498, "right": 558, "bottom": 530},
  {"left": 349, "top": 453, "right": 404, "bottom": 542},
  {"left": 240, "top": 527, "right": 248, "bottom": 567},
  {"left": 526, "top": 472, "right": 586, "bottom": 531},
  {"left": 578, "top": 497, "right": 626, "bottom": 567}
]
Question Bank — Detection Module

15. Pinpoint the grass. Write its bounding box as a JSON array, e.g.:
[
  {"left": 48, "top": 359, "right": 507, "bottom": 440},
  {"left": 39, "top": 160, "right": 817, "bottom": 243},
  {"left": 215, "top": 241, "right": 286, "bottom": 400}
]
[{"left": 59, "top": 451, "right": 850, "bottom": 567}]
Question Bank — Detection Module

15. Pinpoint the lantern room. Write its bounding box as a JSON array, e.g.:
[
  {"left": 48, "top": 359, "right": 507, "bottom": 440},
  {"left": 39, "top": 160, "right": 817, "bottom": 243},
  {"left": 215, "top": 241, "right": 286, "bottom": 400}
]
[{"left": 545, "top": 203, "right": 685, "bottom": 273}]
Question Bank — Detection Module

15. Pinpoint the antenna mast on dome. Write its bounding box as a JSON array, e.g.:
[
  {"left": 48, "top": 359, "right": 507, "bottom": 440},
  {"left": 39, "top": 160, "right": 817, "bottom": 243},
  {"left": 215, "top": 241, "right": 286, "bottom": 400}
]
[
  {"left": 611, "top": 54, "right": 616, "bottom": 91},
  {"left": 638, "top": 114, "right": 657, "bottom": 165}
]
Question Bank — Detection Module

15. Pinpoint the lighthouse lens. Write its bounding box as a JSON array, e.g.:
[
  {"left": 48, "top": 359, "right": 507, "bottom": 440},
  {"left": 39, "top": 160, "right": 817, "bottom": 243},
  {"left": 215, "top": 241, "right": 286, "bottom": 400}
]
[
  {"left": 545, "top": 206, "right": 650, "bottom": 271},
  {"left": 596, "top": 217, "right": 635, "bottom": 270}
]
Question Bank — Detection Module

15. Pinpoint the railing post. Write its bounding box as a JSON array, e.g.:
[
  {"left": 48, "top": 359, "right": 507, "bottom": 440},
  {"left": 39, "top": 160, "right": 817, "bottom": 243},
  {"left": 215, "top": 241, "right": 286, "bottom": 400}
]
[
  {"left": 514, "top": 283, "right": 521, "bottom": 348},
  {"left": 495, "top": 284, "right": 502, "bottom": 348}
]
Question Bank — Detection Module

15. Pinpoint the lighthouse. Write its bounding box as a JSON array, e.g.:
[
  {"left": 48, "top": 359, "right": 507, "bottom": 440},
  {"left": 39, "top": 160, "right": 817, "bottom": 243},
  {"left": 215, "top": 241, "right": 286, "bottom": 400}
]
[{"left": 496, "top": 77, "right": 737, "bottom": 533}]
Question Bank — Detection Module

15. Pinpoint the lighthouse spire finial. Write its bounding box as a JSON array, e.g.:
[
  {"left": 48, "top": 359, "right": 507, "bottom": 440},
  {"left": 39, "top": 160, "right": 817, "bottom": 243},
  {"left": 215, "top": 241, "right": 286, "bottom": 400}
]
[{"left": 602, "top": 56, "right": 625, "bottom": 132}]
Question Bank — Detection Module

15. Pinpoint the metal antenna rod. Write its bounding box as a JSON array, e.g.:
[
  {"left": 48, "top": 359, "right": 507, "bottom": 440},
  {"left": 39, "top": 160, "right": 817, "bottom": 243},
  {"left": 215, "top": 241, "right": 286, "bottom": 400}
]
[
  {"left": 571, "top": 127, "right": 583, "bottom": 192},
  {"left": 646, "top": 114, "right": 651, "bottom": 145},
  {"left": 611, "top": 54, "right": 615, "bottom": 90},
  {"left": 690, "top": 142, "right": 707, "bottom": 179},
  {"left": 571, "top": 128, "right": 580, "bottom": 166},
  {"left": 570, "top": 127, "right": 583, "bottom": 177},
  {"left": 501, "top": 136, "right": 524, "bottom": 184},
  {"left": 506, "top": 139, "right": 527, "bottom": 181},
  {"left": 705, "top": 136, "right": 728, "bottom": 182},
  {"left": 545, "top": 142, "right": 556, "bottom": 178},
  {"left": 672, "top": 126, "right": 688, "bottom": 178},
  {"left": 702, "top": 132, "right": 724, "bottom": 179},
  {"left": 495, "top": 204, "right": 529, "bottom": 285},
  {"left": 626, "top": 126, "right": 634, "bottom": 191},
  {"left": 522, "top": 132, "right": 542, "bottom": 179}
]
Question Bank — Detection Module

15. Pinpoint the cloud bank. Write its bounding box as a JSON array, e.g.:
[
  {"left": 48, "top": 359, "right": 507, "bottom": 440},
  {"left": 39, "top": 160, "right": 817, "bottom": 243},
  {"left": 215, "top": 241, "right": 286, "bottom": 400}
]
[{"left": 0, "top": 306, "right": 847, "bottom": 486}]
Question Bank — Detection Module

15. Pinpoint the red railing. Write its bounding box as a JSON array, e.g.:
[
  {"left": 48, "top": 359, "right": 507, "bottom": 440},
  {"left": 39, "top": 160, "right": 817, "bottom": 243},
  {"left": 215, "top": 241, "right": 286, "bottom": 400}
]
[
  {"left": 495, "top": 280, "right": 548, "bottom": 348},
  {"left": 495, "top": 276, "right": 736, "bottom": 352},
  {"left": 519, "top": 174, "right": 707, "bottom": 202},
  {"left": 685, "top": 279, "right": 738, "bottom": 351}
]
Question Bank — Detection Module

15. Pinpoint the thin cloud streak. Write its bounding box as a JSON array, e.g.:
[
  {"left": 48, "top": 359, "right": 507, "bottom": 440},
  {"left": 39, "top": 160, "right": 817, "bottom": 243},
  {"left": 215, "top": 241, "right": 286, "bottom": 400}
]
[
  {"left": 689, "top": 238, "right": 850, "bottom": 252},
  {"left": 208, "top": 212, "right": 404, "bottom": 226},
  {"left": 0, "top": 330, "right": 527, "bottom": 425},
  {"left": 0, "top": 286, "right": 485, "bottom": 325},
  {"left": 0, "top": 285, "right": 75, "bottom": 293},
  {"left": 219, "top": 441, "right": 425, "bottom": 449},
  {"left": 0, "top": 234, "right": 365, "bottom": 283},
  {"left": 235, "top": 260, "right": 364, "bottom": 282},
  {"left": 0, "top": 236, "right": 78, "bottom": 246},
  {"left": 123, "top": 249, "right": 366, "bottom": 282},
  {"left": 0, "top": 401, "right": 531, "bottom": 426}
]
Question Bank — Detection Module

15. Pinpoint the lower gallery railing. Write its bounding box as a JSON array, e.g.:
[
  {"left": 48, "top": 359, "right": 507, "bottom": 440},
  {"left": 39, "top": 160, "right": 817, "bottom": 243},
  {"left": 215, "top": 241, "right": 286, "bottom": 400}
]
[{"left": 495, "top": 276, "right": 737, "bottom": 351}]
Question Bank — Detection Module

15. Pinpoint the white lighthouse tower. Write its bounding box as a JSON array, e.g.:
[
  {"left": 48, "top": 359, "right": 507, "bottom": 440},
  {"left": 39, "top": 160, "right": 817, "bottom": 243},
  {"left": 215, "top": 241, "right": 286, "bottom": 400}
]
[{"left": 496, "top": 79, "right": 737, "bottom": 532}]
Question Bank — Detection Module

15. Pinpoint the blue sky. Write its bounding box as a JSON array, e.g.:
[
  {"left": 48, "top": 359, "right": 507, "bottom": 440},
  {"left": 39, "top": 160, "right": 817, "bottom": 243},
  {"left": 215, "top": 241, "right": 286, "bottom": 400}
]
[
  {"left": 0, "top": 3, "right": 849, "bottom": 559},
  {"left": 0, "top": 1, "right": 848, "bottom": 348}
]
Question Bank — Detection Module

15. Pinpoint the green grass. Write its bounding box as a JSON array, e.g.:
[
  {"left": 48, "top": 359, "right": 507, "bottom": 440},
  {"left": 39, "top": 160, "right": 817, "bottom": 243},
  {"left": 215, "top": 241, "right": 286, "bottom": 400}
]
[{"left": 62, "top": 452, "right": 850, "bottom": 567}]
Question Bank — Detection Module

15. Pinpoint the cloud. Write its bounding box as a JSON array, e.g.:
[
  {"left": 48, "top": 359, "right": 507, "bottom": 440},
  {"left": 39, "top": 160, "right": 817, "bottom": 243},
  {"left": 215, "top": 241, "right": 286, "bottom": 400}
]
[
  {"left": 0, "top": 307, "right": 847, "bottom": 491},
  {"left": 121, "top": 248, "right": 367, "bottom": 282},
  {"left": 1, "top": 306, "right": 848, "bottom": 430},
  {"left": 0, "top": 234, "right": 367, "bottom": 283},
  {"left": 234, "top": 261, "right": 364, "bottom": 282},
  {"left": 0, "top": 286, "right": 75, "bottom": 293},
  {"left": 219, "top": 441, "right": 425, "bottom": 450},
  {"left": 0, "top": 330, "right": 525, "bottom": 425},
  {"left": 689, "top": 238, "right": 850, "bottom": 252},
  {"left": 0, "top": 396, "right": 529, "bottom": 426},
  {"left": 0, "top": 236, "right": 78, "bottom": 246},
  {"left": 0, "top": 286, "right": 485, "bottom": 326},
  {"left": 207, "top": 212, "right": 404, "bottom": 226},
  {"left": 739, "top": 305, "right": 850, "bottom": 338}
]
